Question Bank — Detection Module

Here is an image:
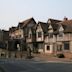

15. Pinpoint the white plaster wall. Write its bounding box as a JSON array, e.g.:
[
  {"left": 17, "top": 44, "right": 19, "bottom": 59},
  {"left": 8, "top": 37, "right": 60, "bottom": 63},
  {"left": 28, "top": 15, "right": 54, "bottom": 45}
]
[
  {"left": 44, "top": 35, "right": 56, "bottom": 43},
  {"left": 70, "top": 41, "right": 72, "bottom": 53},
  {"left": 36, "top": 24, "right": 44, "bottom": 42},
  {"left": 36, "top": 32, "right": 44, "bottom": 41},
  {"left": 44, "top": 44, "right": 53, "bottom": 53},
  {"left": 44, "top": 36, "right": 48, "bottom": 43},
  {"left": 38, "top": 49, "right": 43, "bottom": 53}
]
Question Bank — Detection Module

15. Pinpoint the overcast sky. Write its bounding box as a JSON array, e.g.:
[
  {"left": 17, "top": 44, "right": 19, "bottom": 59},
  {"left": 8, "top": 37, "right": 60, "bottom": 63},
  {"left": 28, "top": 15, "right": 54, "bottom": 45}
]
[{"left": 0, "top": 0, "right": 72, "bottom": 30}]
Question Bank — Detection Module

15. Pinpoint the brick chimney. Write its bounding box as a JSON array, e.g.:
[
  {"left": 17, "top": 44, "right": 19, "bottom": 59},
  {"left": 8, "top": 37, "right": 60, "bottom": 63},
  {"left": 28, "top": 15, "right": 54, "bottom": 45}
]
[{"left": 63, "top": 16, "right": 68, "bottom": 21}]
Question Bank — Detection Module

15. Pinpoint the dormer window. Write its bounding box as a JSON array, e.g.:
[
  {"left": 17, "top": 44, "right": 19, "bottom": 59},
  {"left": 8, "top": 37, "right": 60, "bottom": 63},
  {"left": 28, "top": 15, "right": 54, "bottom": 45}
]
[{"left": 38, "top": 32, "right": 42, "bottom": 37}]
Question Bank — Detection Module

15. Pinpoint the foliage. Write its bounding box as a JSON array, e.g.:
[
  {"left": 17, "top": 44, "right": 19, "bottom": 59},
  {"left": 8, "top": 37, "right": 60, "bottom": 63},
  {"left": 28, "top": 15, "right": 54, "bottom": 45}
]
[{"left": 56, "top": 53, "right": 65, "bottom": 58}]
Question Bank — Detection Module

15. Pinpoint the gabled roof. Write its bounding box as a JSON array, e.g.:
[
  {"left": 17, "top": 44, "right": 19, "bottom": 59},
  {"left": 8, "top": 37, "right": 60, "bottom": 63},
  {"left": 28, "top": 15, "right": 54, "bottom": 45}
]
[
  {"left": 58, "top": 19, "right": 72, "bottom": 33},
  {"left": 58, "top": 19, "right": 72, "bottom": 25},
  {"left": 48, "top": 18, "right": 62, "bottom": 24},
  {"left": 18, "top": 17, "right": 36, "bottom": 28},
  {"left": 37, "top": 21, "right": 48, "bottom": 34},
  {"left": 9, "top": 27, "right": 17, "bottom": 32},
  {"left": 51, "top": 23, "right": 59, "bottom": 32},
  {"left": 62, "top": 25, "right": 72, "bottom": 33},
  {"left": 47, "top": 18, "right": 62, "bottom": 32}
]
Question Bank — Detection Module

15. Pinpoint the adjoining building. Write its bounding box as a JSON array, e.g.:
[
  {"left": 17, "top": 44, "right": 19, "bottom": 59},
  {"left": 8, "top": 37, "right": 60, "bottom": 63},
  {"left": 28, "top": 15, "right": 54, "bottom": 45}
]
[
  {"left": 0, "top": 30, "right": 9, "bottom": 58},
  {"left": 8, "top": 17, "right": 36, "bottom": 57},
  {"left": 1, "top": 17, "right": 72, "bottom": 58}
]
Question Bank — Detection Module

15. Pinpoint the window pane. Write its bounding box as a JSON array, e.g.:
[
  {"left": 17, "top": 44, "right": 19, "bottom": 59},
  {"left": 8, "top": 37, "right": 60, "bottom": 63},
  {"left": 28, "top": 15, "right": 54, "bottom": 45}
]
[
  {"left": 47, "top": 46, "right": 50, "bottom": 50},
  {"left": 38, "top": 32, "right": 41, "bottom": 37},
  {"left": 64, "top": 42, "right": 69, "bottom": 50}
]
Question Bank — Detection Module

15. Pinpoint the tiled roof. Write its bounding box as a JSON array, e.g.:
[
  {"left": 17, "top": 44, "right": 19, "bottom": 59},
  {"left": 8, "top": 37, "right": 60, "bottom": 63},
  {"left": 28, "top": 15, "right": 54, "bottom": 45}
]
[
  {"left": 48, "top": 18, "right": 61, "bottom": 24},
  {"left": 58, "top": 20, "right": 72, "bottom": 33},
  {"left": 38, "top": 21, "right": 48, "bottom": 35},
  {"left": 59, "top": 19, "right": 72, "bottom": 25},
  {"left": 38, "top": 21, "right": 48, "bottom": 34},
  {"left": 18, "top": 17, "right": 36, "bottom": 28},
  {"left": 51, "top": 23, "right": 59, "bottom": 32},
  {"left": 48, "top": 18, "right": 72, "bottom": 33},
  {"left": 48, "top": 18, "right": 62, "bottom": 32},
  {"left": 9, "top": 27, "right": 17, "bottom": 32}
]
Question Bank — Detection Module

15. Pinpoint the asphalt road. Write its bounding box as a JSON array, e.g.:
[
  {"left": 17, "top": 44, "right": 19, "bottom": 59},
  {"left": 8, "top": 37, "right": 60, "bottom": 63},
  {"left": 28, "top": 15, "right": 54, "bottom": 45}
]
[{"left": 0, "top": 59, "right": 72, "bottom": 72}]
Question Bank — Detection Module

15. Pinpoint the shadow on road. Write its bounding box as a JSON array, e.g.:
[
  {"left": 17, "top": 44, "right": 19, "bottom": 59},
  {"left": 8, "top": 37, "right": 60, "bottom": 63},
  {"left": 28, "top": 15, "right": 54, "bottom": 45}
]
[
  {"left": 0, "top": 67, "right": 5, "bottom": 72},
  {"left": 25, "top": 56, "right": 34, "bottom": 59}
]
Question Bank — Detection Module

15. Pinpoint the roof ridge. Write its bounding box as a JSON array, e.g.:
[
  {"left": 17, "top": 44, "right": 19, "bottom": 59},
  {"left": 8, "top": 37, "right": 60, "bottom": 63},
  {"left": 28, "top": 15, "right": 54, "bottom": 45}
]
[
  {"left": 38, "top": 21, "right": 47, "bottom": 24},
  {"left": 19, "top": 17, "right": 33, "bottom": 23},
  {"left": 57, "top": 19, "right": 72, "bottom": 25},
  {"left": 48, "top": 18, "right": 61, "bottom": 21}
]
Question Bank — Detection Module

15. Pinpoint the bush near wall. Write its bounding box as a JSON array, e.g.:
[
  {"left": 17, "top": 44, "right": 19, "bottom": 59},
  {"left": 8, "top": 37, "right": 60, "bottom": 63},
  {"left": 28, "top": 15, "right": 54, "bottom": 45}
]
[{"left": 56, "top": 53, "right": 65, "bottom": 58}]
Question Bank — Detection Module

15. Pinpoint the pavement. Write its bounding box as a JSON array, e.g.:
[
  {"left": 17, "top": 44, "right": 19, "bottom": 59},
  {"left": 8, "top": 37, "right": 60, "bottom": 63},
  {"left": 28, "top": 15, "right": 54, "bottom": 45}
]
[
  {"left": 31, "top": 53, "right": 72, "bottom": 63},
  {"left": 0, "top": 53, "right": 72, "bottom": 63}
]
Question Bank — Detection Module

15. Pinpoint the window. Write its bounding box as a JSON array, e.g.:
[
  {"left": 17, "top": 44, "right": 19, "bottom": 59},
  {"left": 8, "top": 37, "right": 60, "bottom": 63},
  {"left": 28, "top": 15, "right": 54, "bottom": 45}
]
[
  {"left": 47, "top": 46, "right": 50, "bottom": 50},
  {"left": 38, "top": 32, "right": 42, "bottom": 37},
  {"left": 49, "top": 33, "right": 53, "bottom": 38},
  {"left": 59, "top": 32, "right": 63, "bottom": 37},
  {"left": 64, "top": 42, "right": 69, "bottom": 50}
]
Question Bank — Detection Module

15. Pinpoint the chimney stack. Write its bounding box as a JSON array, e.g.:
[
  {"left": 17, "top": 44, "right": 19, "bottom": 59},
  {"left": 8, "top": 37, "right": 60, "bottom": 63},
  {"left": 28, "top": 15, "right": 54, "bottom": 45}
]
[{"left": 63, "top": 16, "right": 68, "bottom": 21}]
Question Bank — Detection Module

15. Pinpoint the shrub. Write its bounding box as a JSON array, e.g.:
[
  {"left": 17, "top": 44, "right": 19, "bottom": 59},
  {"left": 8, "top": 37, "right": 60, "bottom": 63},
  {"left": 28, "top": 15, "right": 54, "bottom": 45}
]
[{"left": 56, "top": 53, "right": 65, "bottom": 58}]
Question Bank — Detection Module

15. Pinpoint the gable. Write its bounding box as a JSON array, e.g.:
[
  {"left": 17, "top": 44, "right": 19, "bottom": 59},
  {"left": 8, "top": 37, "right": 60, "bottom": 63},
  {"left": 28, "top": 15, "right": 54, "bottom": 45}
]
[
  {"left": 18, "top": 17, "right": 36, "bottom": 28},
  {"left": 48, "top": 24, "right": 52, "bottom": 29},
  {"left": 27, "top": 20, "right": 36, "bottom": 28},
  {"left": 59, "top": 25, "right": 64, "bottom": 32},
  {"left": 36, "top": 24, "right": 43, "bottom": 32},
  {"left": 48, "top": 19, "right": 51, "bottom": 24},
  {"left": 48, "top": 24, "right": 53, "bottom": 33}
]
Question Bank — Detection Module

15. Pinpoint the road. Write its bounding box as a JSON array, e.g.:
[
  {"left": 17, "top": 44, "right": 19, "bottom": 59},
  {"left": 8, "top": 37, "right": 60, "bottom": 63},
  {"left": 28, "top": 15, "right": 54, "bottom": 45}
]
[{"left": 0, "top": 59, "right": 72, "bottom": 72}]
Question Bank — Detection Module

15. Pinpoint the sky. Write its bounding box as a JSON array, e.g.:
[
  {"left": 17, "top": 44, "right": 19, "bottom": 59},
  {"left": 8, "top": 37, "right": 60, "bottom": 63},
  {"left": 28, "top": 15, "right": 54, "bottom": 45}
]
[{"left": 0, "top": 0, "right": 72, "bottom": 30}]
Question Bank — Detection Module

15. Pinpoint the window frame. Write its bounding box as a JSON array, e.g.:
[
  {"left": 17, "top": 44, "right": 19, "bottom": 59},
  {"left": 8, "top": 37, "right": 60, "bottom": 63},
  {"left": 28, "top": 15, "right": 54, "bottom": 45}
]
[
  {"left": 64, "top": 42, "right": 69, "bottom": 50},
  {"left": 46, "top": 46, "right": 50, "bottom": 50},
  {"left": 38, "top": 32, "right": 42, "bottom": 38}
]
